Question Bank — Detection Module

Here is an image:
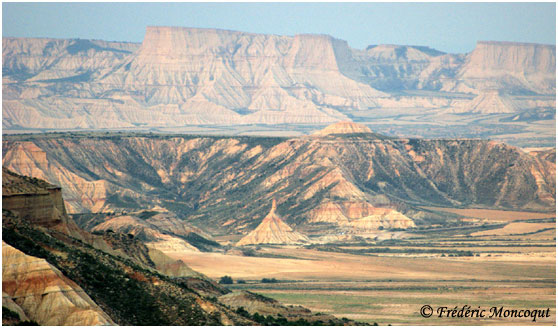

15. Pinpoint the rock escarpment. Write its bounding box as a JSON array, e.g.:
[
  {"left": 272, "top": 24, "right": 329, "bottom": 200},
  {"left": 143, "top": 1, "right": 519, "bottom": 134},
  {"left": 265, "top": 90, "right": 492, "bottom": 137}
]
[
  {"left": 2, "top": 168, "right": 85, "bottom": 239},
  {"left": 3, "top": 168, "right": 67, "bottom": 227},
  {"left": 457, "top": 41, "right": 556, "bottom": 94},
  {"left": 312, "top": 121, "right": 373, "bottom": 136}
]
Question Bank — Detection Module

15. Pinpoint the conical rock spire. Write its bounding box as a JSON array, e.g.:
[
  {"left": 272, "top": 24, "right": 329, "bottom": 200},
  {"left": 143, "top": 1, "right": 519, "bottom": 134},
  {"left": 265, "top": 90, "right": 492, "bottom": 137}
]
[{"left": 236, "top": 200, "right": 309, "bottom": 246}]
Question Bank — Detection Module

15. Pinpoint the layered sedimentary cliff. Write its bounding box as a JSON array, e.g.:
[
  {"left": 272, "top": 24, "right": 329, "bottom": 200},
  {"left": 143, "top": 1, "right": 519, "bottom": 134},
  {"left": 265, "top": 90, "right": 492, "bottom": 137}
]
[
  {"left": 2, "top": 27, "right": 555, "bottom": 132},
  {"left": 3, "top": 172, "right": 64, "bottom": 225},
  {"left": 2, "top": 168, "right": 86, "bottom": 239}
]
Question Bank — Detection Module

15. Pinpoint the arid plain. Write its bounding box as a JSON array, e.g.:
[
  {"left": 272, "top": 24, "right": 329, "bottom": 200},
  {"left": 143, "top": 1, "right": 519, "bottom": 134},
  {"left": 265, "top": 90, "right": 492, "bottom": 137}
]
[{"left": 168, "top": 207, "right": 555, "bottom": 326}]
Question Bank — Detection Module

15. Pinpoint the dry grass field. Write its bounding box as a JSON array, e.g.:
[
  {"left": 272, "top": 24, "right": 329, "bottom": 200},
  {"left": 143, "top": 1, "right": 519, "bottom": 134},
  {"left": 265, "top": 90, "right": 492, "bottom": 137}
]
[
  {"left": 472, "top": 222, "right": 556, "bottom": 236},
  {"left": 423, "top": 207, "right": 555, "bottom": 222},
  {"left": 255, "top": 282, "right": 555, "bottom": 325},
  {"left": 165, "top": 208, "right": 555, "bottom": 325},
  {"left": 168, "top": 247, "right": 555, "bottom": 324},
  {"left": 170, "top": 247, "right": 554, "bottom": 281}
]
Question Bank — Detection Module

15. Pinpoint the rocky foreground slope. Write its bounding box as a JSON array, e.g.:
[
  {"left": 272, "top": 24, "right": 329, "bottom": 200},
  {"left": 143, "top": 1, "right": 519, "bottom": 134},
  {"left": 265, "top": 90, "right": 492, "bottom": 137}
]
[
  {"left": 3, "top": 169, "right": 353, "bottom": 325},
  {"left": 3, "top": 123, "right": 555, "bottom": 238},
  {"left": 2, "top": 241, "right": 115, "bottom": 325},
  {"left": 2, "top": 26, "right": 555, "bottom": 133}
]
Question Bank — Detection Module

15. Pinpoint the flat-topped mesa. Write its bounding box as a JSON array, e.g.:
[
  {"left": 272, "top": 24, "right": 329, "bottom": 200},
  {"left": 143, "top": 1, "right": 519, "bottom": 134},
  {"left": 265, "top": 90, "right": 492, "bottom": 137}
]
[
  {"left": 286, "top": 34, "right": 347, "bottom": 70},
  {"left": 313, "top": 121, "right": 374, "bottom": 136},
  {"left": 465, "top": 40, "right": 556, "bottom": 73},
  {"left": 236, "top": 200, "right": 309, "bottom": 246},
  {"left": 140, "top": 26, "right": 244, "bottom": 56},
  {"left": 456, "top": 40, "right": 556, "bottom": 95},
  {"left": 139, "top": 26, "right": 348, "bottom": 70}
]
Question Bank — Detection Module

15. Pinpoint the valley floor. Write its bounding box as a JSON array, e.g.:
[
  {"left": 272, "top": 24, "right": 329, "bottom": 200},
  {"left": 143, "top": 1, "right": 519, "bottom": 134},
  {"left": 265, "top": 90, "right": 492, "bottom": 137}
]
[
  {"left": 166, "top": 208, "right": 556, "bottom": 326},
  {"left": 168, "top": 246, "right": 555, "bottom": 325}
]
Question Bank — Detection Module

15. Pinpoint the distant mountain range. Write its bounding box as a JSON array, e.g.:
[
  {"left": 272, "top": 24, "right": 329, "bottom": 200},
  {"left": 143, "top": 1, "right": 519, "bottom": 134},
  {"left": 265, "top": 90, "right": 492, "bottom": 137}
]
[{"left": 2, "top": 26, "right": 555, "bottom": 144}]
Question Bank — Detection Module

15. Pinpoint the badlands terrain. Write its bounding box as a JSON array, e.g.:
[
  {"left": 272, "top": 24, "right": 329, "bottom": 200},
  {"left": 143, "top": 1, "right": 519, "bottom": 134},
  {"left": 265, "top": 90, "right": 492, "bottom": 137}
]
[
  {"left": 2, "top": 25, "right": 556, "bottom": 326},
  {"left": 2, "top": 123, "right": 555, "bottom": 237},
  {"left": 2, "top": 26, "right": 556, "bottom": 147},
  {"left": 2, "top": 123, "right": 556, "bottom": 325},
  {"left": 3, "top": 168, "right": 356, "bottom": 326}
]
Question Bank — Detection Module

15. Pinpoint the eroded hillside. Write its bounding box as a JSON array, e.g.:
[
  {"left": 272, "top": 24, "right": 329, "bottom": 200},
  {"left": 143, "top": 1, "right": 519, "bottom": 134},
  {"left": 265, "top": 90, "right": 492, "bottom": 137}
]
[
  {"left": 2, "top": 168, "right": 247, "bottom": 325},
  {"left": 3, "top": 169, "right": 356, "bottom": 325},
  {"left": 3, "top": 124, "right": 554, "bottom": 237}
]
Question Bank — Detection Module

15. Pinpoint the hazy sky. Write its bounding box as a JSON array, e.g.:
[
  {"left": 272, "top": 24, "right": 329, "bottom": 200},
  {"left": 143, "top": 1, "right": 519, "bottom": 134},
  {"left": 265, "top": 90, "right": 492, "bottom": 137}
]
[{"left": 2, "top": 2, "right": 556, "bottom": 53}]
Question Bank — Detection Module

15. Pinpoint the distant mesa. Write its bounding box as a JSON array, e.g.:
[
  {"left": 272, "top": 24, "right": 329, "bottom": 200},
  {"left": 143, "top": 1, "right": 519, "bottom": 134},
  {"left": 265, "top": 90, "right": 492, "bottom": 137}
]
[
  {"left": 2, "top": 26, "right": 555, "bottom": 132},
  {"left": 236, "top": 200, "right": 309, "bottom": 246},
  {"left": 312, "top": 121, "right": 373, "bottom": 136}
]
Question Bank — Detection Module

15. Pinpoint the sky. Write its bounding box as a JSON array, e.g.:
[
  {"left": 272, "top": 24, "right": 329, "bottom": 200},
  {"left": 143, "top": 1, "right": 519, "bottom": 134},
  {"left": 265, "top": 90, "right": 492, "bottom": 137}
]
[{"left": 2, "top": 2, "right": 556, "bottom": 54}]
